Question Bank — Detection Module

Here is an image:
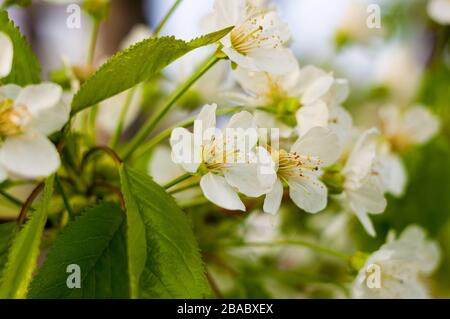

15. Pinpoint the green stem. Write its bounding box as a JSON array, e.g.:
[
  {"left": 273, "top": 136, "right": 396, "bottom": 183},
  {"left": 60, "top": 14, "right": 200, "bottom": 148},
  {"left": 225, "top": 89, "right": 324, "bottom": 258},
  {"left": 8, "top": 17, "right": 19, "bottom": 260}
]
[
  {"left": 110, "top": 89, "right": 135, "bottom": 149},
  {"left": 0, "top": 189, "right": 24, "bottom": 208},
  {"left": 121, "top": 53, "right": 222, "bottom": 161},
  {"left": 168, "top": 180, "right": 199, "bottom": 195},
  {"left": 133, "top": 106, "right": 242, "bottom": 160},
  {"left": 178, "top": 197, "right": 209, "bottom": 209},
  {"left": 88, "top": 19, "right": 100, "bottom": 65},
  {"left": 154, "top": 0, "right": 183, "bottom": 37},
  {"left": 55, "top": 175, "right": 75, "bottom": 220},
  {"left": 226, "top": 240, "right": 350, "bottom": 261},
  {"left": 163, "top": 172, "right": 192, "bottom": 189}
]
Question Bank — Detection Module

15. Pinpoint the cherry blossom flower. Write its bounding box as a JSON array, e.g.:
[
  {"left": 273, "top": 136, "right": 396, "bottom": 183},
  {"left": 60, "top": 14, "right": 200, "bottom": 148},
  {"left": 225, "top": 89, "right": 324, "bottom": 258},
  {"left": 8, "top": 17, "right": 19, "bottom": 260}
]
[
  {"left": 353, "top": 225, "right": 440, "bottom": 298},
  {"left": 0, "top": 83, "right": 69, "bottom": 181},
  {"left": 205, "top": 0, "right": 296, "bottom": 74},
  {"left": 170, "top": 103, "right": 276, "bottom": 211},
  {"left": 428, "top": 0, "right": 450, "bottom": 25},
  {"left": 263, "top": 127, "right": 341, "bottom": 214}
]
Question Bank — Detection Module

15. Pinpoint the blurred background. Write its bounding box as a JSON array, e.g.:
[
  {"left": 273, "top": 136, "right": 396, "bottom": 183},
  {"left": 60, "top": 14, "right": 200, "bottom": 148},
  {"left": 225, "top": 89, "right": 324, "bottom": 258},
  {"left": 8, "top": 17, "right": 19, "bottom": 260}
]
[{"left": 2, "top": 0, "right": 450, "bottom": 298}]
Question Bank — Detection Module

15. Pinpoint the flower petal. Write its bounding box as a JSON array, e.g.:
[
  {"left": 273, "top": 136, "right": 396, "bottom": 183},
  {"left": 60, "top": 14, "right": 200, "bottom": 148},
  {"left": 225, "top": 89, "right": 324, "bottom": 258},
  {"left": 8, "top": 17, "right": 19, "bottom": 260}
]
[
  {"left": 427, "top": 0, "right": 450, "bottom": 25},
  {"left": 343, "top": 127, "right": 379, "bottom": 178},
  {"left": 97, "top": 85, "right": 143, "bottom": 134},
  {"left": 328, "top": 105, "right": 353, "bottom": 144},
  {"left": 200, "top": 173, "right": 245, "bottom": 211},
  {"left": 301, "top": 75, "right": 334, "bottom": 105},
  {"left": 0, "top": 134, "right": 60, "bottom": 179},
  {"left": 291, "top": 126, "right": 341, "bottom": 167},
  {"left": 0, "top": 32, "right": 13, "bottom": 78},
  {"left": 0, "top": 84, "right": 21, "bottom": 100},
  {"left": 224, "top": 147, "right": 276, "bottom": 197},
  {"left": 296, "top": 100, "right": 329, "bottom": 137},
  {"left": 263, "top": 178, "right": 283, "bottom": 215},
  {"left": 248, "top": 48, "right": 297, "bottom": 75},
  {"left": 16, "top": 83, "right": 63, "bottom": 114},
  {"left": 378, "top": 152, "right": 407, "bottom": 197},
  {"left": 254, "top": 110, "right": 293, "bottom": 139},
  {"left": 170, "top": 127, "right": 201, "bottom": 173},
  {"left": 402, "top": 105, "right": 440, "bottom": 145},
  {"left": 194, "top": 103, "right": 217, "bottom": 143},
  {"left": 288, "top": 173, "right": 328, "bottom": 213}
]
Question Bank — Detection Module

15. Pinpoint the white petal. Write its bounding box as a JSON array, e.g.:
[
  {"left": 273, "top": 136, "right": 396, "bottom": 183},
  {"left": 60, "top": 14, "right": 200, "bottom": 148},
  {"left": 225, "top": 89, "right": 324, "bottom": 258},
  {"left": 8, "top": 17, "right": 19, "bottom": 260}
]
[
  {"left": 343, "top": 128, "right": 379, "bottom": 178},
  {"left": 353, "top": 208, "right": 377, "bottom": 237},
  {"left": 213, "top": 0, "right": 246, "bottom": 27},
  {"left": 0, "top": 32, "right": 13, "bottom": 78},
  {"left": 263, "top": 178, "right": 283, "bottom": 215},
  {"left": 346, "top": 176, "right": 387, "bottom": 220},
  {"left": 301, "top": 75, "right": 334, "bottom": 105},
  {"left": 200, "top": 173, "right": 245, "bottom": 211},
  {"left": 0, "top": 134, "right": 60, "bottom": 179},
  {"left": 233, "top": 67, "right": 270, "bottom": 96},
  {"left": 254, "top": 110, "right": 293, "bottom": 138},
  {"left": 0, "top": 84, "right": 21, "bottom": 100},
  {"left": 226, "top": 110, "right": 257, "bottom": 130},
  {"left": 326, "top": 78, "right": 350, "bottom": 105},
  {"left": 296, "top": 100, "right": 329, "bottom": 137},
  {"left": 29, "top": 100, "right": 70, "bottom": 136},
  {"left": 295, "top": 65, "right": 328, "bottom": 94},
  {"left": 428, "top": 0, "right": 450, "bottom": 25},
  {"left": 291, "top": 127, "right": 341, "bottom": 167},
  {"left": 328, "top": 105, "right": 353, "bottom": 144},
  {"left": 248, "top": 48, "right": 298, "bottom": 75},
  {"left": 378, "top": 152, "right": 407, "bottom": 197},
  {"left": 402, "top": 105, "right": 440, "bottom": 145},
  {"left": 147, "top": 146, "right": 185, "bottom": 185},
  {"left": 97, "top": 85, "right": 143, "bottom": 134},
  {"left": 224, "top": 147, "right": 276, "bottom": 197},
  {"left": 194, "top": 103, "right": 217, "bottom": 143},
  {"left": 120, "top": 24, "right": 152, "bottom": 49},
  {"left": 169, "top": 127, "right": 201, "bottom": 173},
  {"left": 288, "top": 173, "right": 328, "bottom": 213},
  {"left": 16, "top": 83, "right": 63, "bottom": 114}
]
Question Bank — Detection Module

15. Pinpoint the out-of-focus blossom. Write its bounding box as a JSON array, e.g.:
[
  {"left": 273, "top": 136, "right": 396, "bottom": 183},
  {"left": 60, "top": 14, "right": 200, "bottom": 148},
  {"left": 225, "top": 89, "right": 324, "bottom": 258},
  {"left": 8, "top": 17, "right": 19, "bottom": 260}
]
[
  {"left": 376, "top": 105, "right": 440, "bottom": 197},
  {"left": 352, "top": 225, "right": 440, "bottom": 298},
  {"left": 427, "top": 0, "right": 450, "bottom": 25},
  {"left": 263, "top": 127, "right": 341, "bottom": 215},
  {"left": 230, "top": 64, "right": 352, "bottom": 142},
  {"left": 97, "top": 25, "right": 152, "bottom": 135},
  {"left": 0, "top": 32, "right": 13, "bottom": 78},
  {"left": 0, "top": 83, "right": 69, "bottom": 181},
  {"left": 205, "top": 0, "right": 296, "bottom": 74},
  {"left": 341, "top": 128, "right": 386, "bottom": 237},
  {"left": 375, "top": 45, "right": 422, "bottom": 103},
  {"left": 170, "top": 103, "right": 276, "bottom": 211}
]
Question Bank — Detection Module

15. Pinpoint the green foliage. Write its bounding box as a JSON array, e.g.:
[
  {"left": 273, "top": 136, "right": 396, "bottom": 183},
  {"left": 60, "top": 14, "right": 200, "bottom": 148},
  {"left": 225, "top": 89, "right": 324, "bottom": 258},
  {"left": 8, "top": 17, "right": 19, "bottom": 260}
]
[
  {"left": 1, "top": 0, "right": 31, "bottom": 9},
  {"left": 28, "top": 202, "right": 129, "bottom": 299},
  {"left": 0, "top": 222, "right": 16, "bottom": 271},
  {"left": 0, "top": 176, "right": 54, "bottom": 299},
  {"left": 119, "top": 165, "right": 211, "bottom": 298},
  {"left": 0, "top": 10, "right": 40, "bottom": 85},
  {"left": 71, "top": 26, "right": 233, "bottom": 113}
]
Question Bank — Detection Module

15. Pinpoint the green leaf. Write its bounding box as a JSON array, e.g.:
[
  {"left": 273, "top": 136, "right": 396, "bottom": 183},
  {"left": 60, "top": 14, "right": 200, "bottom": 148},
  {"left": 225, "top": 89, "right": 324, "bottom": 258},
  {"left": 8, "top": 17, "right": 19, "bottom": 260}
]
[
  {"left": 1, "top": 0, "right": 32, "bottom": 8},
  {"left": 0, "top": 10, "right": 40, "bottom": 85},
  {"left": 0, "top": 176, "right": 54, "bottom": 299},
  {"left": 0, "top": 222, "right": 16, "bottom": 271},
  {"left": 28, "top": 202, "right": 129, "bottom": 299},
  {"left": 71, "top": 26, "right": 233, "bottom": 113},
  {"left": 119, "top": 165, "right": 211, "bottom": 298}
]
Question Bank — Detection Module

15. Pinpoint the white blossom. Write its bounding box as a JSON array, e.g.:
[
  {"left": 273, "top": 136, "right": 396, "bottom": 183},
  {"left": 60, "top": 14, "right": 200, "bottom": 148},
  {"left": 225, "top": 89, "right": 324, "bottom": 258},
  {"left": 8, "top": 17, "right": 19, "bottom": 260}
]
[
  {"left": 206, "top": 0, "right": 296, "bottom": 74},
  {"left": 428, "top": 0, "right": 450, "bottom": 25},
  {"left": 341, "top": 128, "right": 386, "bottom": 237},
  {"left": 170, "top": 103, "right": 276, "bottom": 211},
  {"left": 353, "top": 225, "right": 440, "bottom": 299},
  {"left": 0, "top": 83, "right": 69, "bottom": 181},
  {"left": 263, "top": 127, "right": 341, "bottom": 215},
  {"left": 230, "top": 64, "right": 352, "bottom": 142},
  {"left": 0, "top": 32, "right": 13, "bottom": 78}
]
